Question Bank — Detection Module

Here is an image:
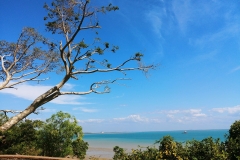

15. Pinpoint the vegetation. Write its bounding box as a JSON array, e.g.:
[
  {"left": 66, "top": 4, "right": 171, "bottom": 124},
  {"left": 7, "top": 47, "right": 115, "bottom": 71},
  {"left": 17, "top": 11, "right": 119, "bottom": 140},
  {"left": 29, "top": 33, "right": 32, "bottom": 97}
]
[
  {"left": 113, "top": 120, "right": 240, "bottom": 160},
  {"left": 0, "top": 111, "right": 88, "bottom": 159},
  {"left": 225, "top": 120, "right": 240, "bottom": 160}
]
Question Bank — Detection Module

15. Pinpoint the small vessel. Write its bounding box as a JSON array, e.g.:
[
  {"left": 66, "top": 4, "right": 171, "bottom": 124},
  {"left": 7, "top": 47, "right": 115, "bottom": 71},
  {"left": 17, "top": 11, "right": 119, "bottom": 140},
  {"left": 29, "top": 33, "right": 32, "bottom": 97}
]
[{"left": 183, "top": 131, "right": 187, "bottom": 134}]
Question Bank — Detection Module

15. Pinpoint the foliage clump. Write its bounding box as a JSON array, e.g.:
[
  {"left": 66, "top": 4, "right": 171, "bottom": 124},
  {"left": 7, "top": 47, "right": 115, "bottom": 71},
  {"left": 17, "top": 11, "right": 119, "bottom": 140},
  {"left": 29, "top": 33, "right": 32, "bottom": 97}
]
[
  {"left": 0, "top": 111, "right": 88, "bottom": 159},
  {"left": 225, "top": 120, "right": 240, "bottom": 160}
]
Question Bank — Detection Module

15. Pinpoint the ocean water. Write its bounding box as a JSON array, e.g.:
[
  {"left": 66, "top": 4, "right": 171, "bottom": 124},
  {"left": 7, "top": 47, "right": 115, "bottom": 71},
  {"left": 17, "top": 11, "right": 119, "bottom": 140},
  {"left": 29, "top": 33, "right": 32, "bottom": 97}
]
[
  {"left": 84, "top": 129, "right": 228, "bottom": 143},
  {"left": 83, "top": 129, "right": 228, "bottom": 150}
]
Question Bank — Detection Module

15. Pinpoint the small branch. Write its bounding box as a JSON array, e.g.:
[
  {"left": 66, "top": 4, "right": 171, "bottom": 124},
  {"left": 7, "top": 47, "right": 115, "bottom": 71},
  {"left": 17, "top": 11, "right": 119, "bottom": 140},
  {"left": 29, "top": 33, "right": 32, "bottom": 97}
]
[
  {"left": 73, "top": 65, "right": 154, "bottom": 75},
  {"left": 0, "top": 110, "right": 23, "bottom": 114},
  {"left": 6, "top": 77, "right": 49, "bottom": 89},
  {"left": 80, "top": 26, "right": 100, "bottom": 30},
  {"left": 60, "top": 78, "right": 130, "bottom": 95},
  {"left": 0, "top": 107, "right": 45, "bottom": 115}
]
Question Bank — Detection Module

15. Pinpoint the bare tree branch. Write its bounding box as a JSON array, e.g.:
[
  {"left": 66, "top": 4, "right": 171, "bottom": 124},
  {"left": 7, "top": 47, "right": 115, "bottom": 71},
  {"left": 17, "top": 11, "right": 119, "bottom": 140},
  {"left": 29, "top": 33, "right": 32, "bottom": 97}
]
[{"left": 0, "top": 28, "right": 59, "bottom": 90}]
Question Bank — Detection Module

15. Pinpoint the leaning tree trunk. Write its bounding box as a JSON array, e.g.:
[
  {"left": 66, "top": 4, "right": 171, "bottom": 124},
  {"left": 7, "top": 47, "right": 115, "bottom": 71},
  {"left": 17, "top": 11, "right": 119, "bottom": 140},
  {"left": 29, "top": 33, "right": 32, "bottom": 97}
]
[{"left": 0, "top": 86, "right": 60, "bottom": 132}]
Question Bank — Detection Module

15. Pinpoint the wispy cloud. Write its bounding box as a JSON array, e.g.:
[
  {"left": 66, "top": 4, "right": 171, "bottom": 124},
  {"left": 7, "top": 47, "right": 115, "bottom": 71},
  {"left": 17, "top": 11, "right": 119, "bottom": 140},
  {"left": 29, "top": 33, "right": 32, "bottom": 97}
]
[
  {"left": 113, "top": 94, "right": 125, "bottom": 99},
  {"left": 192, "top": 24, "right": 240, "bottom": 48},
  {"left": 212, "top": 105, "right": 240, "bottom": 114},
  {"left": 61, "top": 83, "right": 75, "bottom": 90},
  {"left": 40, "top": 108, "right": 57, "bottom": 113},
  {"left": 113, "top": 115, "right": 161, "bottom": 123},
  {"left": 78, "top": 119, "right": 104, "bottom": 123},
  {"left": 160, "top": 109, "right": 206, "bottom": 117},
  {"left": 73, "top": 107, "right": 98, "bottom": 113},
  {"left": 146, "top": 10, "right": 164, "bottom": 38},
  {"left": 159, "top": 108, "right": 207, "bottom": 123},
  {"left": 171, "top": 0, "right": 232, "bottom": 34},
  {"left": 0, "top": 83, "right": 87, "bottom": 105},
  {"left": 119, "top": 104, "right": 128, "bottom": 107},
  {"left": 230, "top": 66, "right": 240, "bottom": 73},
  {"left": 113, "top": 115, "right": 148, "bottom": 123}
]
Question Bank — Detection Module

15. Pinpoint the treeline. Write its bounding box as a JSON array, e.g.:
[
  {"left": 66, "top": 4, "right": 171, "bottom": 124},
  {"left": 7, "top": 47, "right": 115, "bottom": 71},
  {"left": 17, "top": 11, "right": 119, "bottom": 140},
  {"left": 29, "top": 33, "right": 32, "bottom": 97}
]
[
  {"left": 0, "top": 111, "right": 88, "bottom": 159},
  {"left": 113, "top": 120, "right": 240, "bottom": 160}
]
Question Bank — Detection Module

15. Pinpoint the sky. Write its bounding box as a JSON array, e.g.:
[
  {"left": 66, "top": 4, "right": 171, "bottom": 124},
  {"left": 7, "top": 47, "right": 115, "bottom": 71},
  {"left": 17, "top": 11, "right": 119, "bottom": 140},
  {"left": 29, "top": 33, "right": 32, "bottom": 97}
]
[{"left": 0, "top": 0, "right": 240, "bottom": 132}]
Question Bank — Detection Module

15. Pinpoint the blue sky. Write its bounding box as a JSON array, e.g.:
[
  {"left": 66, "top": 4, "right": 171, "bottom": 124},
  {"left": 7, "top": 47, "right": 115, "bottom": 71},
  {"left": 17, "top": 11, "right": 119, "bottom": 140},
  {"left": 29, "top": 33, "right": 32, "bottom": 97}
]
[{"left": 0, "top": 0, "right": 240, "bottom": 132}]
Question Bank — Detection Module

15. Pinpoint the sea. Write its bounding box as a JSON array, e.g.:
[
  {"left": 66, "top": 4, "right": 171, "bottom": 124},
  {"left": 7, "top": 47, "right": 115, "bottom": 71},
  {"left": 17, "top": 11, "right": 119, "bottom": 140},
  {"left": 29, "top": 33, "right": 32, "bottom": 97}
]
[{"left": 83, "top": 129, "right": 228, "bottom": 158}]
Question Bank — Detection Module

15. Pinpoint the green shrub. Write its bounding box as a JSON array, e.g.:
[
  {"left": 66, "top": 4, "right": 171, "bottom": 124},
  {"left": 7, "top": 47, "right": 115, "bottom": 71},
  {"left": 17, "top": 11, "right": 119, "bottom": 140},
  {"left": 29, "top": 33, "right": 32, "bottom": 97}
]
[
  {"left": 226, "top": 120, "right": 240, "bottom": 160},
  {"left": 0, "top": 118, "right": 43, "bottom": 155},
  {"left": 113, "top": 135, "right": 228, "bottom": 160},
  {"left": 38, "top": 111, "right": 88, "bottom": 158}
]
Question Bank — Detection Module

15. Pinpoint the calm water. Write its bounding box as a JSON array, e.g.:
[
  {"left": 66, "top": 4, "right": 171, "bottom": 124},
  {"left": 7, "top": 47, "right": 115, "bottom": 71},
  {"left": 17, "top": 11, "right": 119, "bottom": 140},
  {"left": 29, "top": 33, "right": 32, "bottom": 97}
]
[{"left": 84, "top": 129, "right": 228, "bottom": 149}]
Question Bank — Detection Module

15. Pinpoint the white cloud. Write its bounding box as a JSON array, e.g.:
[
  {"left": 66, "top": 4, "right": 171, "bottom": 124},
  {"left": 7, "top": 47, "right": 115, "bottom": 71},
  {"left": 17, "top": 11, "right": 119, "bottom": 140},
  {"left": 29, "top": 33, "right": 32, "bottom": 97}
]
[
  {"left": 73, "top": 107, "right": 98, "bottom": 113},
  {"left": 212, "top": 105, "right": 240, "bottom": 114},
  {"left": 113, "top": 115, "right": 162, "bottom": 123},
  {"left": 78, "top": 119, "right": 104, "bottom": 123},
  {"left": 193, "top": 113, "right": 207, "bottom": 117},
  {"left": 162, "top": 109, "right": 205, "bottom": 116},
  {"left": 167, "top": 114, "right": 174, "bottom": 118},
  {"left": 61, "top": 83, "right": 75, "bottom": 90},
  {"left": 0, "top": 83, "right": 87, "bottom": 105},
  {"left": 40, "top": 108, "right": 56, "bottom": 113},
  {"left": 113, "top": 115, "right": 148, "bottom": 123},
  {"left": 161, "top": 108, "right": 207, "bottom": 123},
  {"left": 53, "top": 95, "right": 87, "bottom": 105}
]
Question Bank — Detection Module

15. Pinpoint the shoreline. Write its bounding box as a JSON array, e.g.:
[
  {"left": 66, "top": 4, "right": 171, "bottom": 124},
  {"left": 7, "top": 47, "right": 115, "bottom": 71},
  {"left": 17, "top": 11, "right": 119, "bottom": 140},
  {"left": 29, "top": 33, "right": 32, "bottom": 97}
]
[
  {"left": 84, "top": 147, "right": 113, "bottom": 160},
  {"left": 84, "top": 143, "right": 157, "bottom": 159}
]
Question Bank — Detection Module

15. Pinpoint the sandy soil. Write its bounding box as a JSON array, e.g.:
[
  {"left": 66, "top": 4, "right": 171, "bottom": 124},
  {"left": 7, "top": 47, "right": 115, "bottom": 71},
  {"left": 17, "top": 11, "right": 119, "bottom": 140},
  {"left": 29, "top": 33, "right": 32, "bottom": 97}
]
[{"left": 84, "top": 147, "right": 113, "bottom": 160}]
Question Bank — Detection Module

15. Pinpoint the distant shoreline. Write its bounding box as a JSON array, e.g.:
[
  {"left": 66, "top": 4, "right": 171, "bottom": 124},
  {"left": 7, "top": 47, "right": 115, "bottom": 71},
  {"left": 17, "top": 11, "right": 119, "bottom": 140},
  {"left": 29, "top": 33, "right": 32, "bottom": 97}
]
[{"left": 83, "top": 128, "right": 229, "bottom": 134}]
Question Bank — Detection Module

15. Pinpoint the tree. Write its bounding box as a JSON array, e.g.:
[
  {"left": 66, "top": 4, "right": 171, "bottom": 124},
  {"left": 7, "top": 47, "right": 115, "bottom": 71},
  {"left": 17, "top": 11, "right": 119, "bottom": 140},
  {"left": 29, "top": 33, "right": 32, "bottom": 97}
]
[
  {"left": 226, "top": 120, "right": 240, "bottom": 160},
  {"left": 185, "top": 137, "right": 227, "bottom": 160},
  {"left": 0, "top": 0, "right": 155, "bottom": 132},
  {"left": 38, "top": 111, "right": 88, "bottom": 158}
]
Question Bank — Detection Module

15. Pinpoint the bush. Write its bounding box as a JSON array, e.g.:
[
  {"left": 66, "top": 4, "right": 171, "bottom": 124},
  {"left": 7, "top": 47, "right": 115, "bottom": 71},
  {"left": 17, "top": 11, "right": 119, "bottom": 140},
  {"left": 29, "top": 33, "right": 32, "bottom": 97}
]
[
  {"left": 38, "top": 111, "right": 88, "bottom": 158},
  {"left": 226, "top": 120, "right": 240, "bottom": 160},
  {"left": 113, "top": 136, "right": 228, "bottom": 160},
  {"left": 0, "top": 118, "right": 43, "bottom": 155},
  {"left": 0, "top": 112, "right": 88, "bottom": 159}
]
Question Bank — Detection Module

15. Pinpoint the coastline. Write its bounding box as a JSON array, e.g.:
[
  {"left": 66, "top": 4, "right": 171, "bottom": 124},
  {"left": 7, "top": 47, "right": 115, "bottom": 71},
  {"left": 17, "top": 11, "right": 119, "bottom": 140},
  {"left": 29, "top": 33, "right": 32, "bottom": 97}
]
[
  {"left": 84, "top": 147, "right": 113, "bottom": 160},
  {"left": 84, "top": 140, "right": 157, "bottom": 159}
]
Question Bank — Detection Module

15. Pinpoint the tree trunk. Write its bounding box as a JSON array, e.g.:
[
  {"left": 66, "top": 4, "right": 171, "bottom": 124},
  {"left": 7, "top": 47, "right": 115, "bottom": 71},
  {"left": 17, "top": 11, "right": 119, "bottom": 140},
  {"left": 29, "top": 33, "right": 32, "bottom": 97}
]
[
  {"left": 0, "top": 86, "right": 60, "bottom": 132},
  {"left": 0, "top": 100, "right": 40, "bottom": 132}
]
